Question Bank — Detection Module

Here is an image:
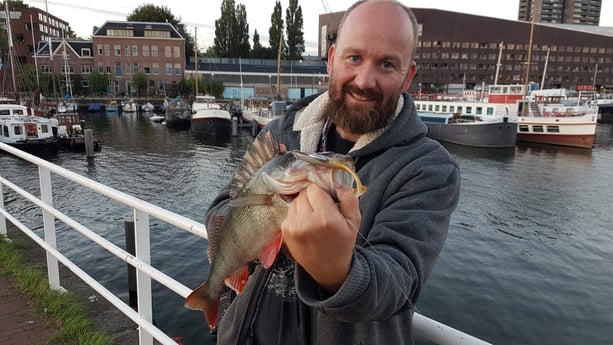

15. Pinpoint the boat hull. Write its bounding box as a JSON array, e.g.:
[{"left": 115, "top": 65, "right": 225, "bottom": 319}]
[
  {"left": 191, "top": 117, "right": 232, "bottom": 136},
  {"left": 424, "top": 120, "right": 518, "bottom": 148},
  {"left": 57, "top": 135, "right": 102, "bottom": 152},
  {"left": 517, "top": 115, "right": 597, "bottom": 149}
]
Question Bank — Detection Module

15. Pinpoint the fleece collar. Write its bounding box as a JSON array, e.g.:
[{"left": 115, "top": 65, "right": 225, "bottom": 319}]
[{"left": 292, "top": 91, "right": 404, "bottom": 153}]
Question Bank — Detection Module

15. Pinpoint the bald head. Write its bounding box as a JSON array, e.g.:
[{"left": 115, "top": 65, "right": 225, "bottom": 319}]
[{"left": 337, "top": 0, "right": 419, "bottom": 57}]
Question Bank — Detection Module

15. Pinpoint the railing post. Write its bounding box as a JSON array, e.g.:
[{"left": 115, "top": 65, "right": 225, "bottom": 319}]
[
  {"left": 124, "top": 216, "right": 137, "bottom": 309},
  {"left": 39, "top": 166, "right": 61, "bottom": 290},
  {"left": 134, "top": 209, "right": 153, "bottom": 345},
  {"left": 0, "top": 172, "right": 5, "bottom": 237}
]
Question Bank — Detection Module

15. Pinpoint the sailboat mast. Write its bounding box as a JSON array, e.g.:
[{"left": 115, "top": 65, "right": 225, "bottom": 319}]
[
  {"left": 276, "top": 31, "right": 283, "bottom": 98},
  {"left": 524, "top": 19, "right": 535, "bottom": 93},
  {"left": 194, "top": 27, "right": 198, "bottom": 97},
  {"left": 540, "top": 48, "right": 550, "bottom": 90},
  {"left": 30, "top": 15, "right": 40, "bottom": 86},
  {"left": 5, "top": 6, "right": 19, "bottom": 99},
  {"left": 62, "top": 30, "right": 73, "bottom": 98},
  {"left": 494, "top": 41, "right": 503, "bottom": 85}
]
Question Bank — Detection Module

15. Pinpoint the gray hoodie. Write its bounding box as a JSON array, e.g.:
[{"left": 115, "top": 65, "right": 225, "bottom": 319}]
[{"left": 206, "top": 92, "right": 461, "bottom": 345}]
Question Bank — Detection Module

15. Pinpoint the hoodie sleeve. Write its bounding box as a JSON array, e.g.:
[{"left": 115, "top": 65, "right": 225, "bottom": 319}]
[{"left": 295, "top": 140, "right": 461, "bottom": 322}]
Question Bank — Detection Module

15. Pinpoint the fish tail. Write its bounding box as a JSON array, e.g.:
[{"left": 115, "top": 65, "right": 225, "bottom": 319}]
[{"left": 184, "top": 281, "right": 220, "bottom": 330}]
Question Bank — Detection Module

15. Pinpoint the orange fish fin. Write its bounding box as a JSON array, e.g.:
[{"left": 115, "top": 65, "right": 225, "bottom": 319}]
[
  {"left": 260, "top": 233, "right": 283, "bottom": 269},
  {"left": 184, "top": 281, "right": 220, "bottom": 330},
  {"left": 230, "top": 194, "right": 273, "bottom": 207},
  {"left": 224, "top": 266, "right": 251, "bottom": 294}
]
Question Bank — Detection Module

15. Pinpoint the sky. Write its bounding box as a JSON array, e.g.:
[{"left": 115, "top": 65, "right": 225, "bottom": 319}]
[{"left": 22, "top": 0, "right": 613, "bottom": 56}]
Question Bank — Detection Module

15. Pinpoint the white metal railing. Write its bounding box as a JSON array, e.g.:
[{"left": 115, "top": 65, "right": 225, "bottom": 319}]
[{"left": 0, "top": 142, "right": 490, "bottom": 345}]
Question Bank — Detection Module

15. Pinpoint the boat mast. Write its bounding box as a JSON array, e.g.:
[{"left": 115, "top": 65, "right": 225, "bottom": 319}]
[
  {"left": 494, "top": 41, "right": 503, "bottom": 85},
  {"left": 62, "top": 30, "right": 73, "bottom": 99},
  {"left": 194, "top": 27, "right": 198, "bottom": 97},
  {"left": 4, "top": 5, "right": 19, "bottom": 100},
  {"left": 30, "top": 15, "right": 40, "bottom": 87},
  {"left": 540, "top": 48, "right": 550, "bottom": 90},
  {"left": 524, "top": 18, "right": 535, "bottom": 94},
  {"left": 276, "top": 31, "right": 283, "bottom": 99}
]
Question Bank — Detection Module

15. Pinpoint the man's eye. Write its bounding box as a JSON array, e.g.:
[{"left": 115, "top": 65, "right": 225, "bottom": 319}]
[
  {"left": 382, "top": 61, "right": 394, "bottom": 69},
  {"left": 349, "top": 56, "right": 361, "bottom": 63}
]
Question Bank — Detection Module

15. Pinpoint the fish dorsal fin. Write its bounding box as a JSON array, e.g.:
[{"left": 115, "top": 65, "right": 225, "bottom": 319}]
[
  {"left": 207, "top": 215, "right": 224, "bottom": 263},
  {"left": 230, "top": 194, "right": 274, "bottom": 207},
  {"left": 230, "top": 131, "right": 280, "bottom": 199}
]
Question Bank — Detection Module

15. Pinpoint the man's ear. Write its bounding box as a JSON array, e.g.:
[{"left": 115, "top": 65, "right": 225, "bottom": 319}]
[{"left": 402, "top": 61, "right": 417, "bottom": 93}]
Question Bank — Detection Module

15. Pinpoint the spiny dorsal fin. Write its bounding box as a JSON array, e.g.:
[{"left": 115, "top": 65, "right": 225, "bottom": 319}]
[
  {"left": 230, "top": 130, "right": 280, "bottom": 198},
  {"left": 207, "top": 215, "right": 224, "bottom": 263}
]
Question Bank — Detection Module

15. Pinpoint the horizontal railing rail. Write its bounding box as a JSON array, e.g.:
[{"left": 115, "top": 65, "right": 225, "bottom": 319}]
[{"left": 0, "top": 142, "right": 490, "bottom": 345}]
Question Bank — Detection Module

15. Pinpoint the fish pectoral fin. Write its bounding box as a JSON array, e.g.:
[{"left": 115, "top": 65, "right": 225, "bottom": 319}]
[
  {"left": 229, "top": 194, "right": 274, "bottom": 207},
  {"left": 260, "top": 233, "right": 283, "bottom": 269},
  {"left": 225, "top": 266, "right": 251, "bottom": 294}
]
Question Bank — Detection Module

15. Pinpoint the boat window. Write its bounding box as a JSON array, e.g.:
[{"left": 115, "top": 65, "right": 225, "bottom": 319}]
[
  {"left": 533, "top": 126, "right": 544, "bottom": 132},
  {"left": 442, "top": 105, "right": 447, "bottom": 112},
  {"left": 465, "top": 106, "right": 472, "bottom": 114},
  {"left": 486, "top": 107, "right": 494, "bottom": 115},
  {"left": 2, "top": 125, "right": 6, "bottom": 137},
  {"left": 41, "top": 125, "right": 49, "bottom": 133},
  {"left": 13, "top": 126, "right": 23, "bottom": 135},
  {"left": 519, "top": 125, "right": 529, "bottom": 132},
  {"left": 476, "top": 107, "right": 482, "bottom": 115},
  {"left": 435, "top": 105, "right": 440, "bottom": 112},
  {"left": 449, "top": 106, "right": 455, "bottom": 112},
  {"left": 457, "top": 106, "right": 462, "bottom": 113},
  {"left": 428, "top": 105, "right": 433, "bottom": 111},
  {"left": 0, "top": 110, "right": 9, "bottom": 115},
  {"left": 547, "top": 126, "right": 560, "bottom": 133}
]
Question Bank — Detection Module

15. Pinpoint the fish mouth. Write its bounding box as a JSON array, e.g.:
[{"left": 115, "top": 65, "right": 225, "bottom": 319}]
[{"left": 291, "top": 151, "right": 367, "bottom": 197}]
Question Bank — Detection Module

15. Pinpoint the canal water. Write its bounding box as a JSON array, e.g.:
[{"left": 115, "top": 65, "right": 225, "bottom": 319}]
[{"left": 1, "top": 111, "right": 612, "bottom": 345}]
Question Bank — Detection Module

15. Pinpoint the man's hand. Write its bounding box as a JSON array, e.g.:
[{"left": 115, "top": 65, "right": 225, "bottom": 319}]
[{"left": 281, "top": 184, "right": 361, "bottom": 293}]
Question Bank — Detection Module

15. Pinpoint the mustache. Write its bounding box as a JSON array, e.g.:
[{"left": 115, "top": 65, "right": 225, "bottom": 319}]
[{"left": 342, "top": 83, "right": 383, "bottom": 102}]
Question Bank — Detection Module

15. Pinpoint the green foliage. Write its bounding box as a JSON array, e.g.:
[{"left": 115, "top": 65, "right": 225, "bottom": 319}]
[
  {"left": 0, "top": 236, "right": 111, "bottom": 345},
  {"left": 213, "top": 0, "right": 251, "bottom": 57},
  {"left": 87, "top": 72, "right": 109, "bottom": 95},
  {"left": 132, "top": 72, "right": 148, "bottom": 97},
  {"left": 285, "top": 0, "right": 305, "bottom": 60},
  {"left": 269, "top": 1, "right": 285, "bottom": 59},
  {"left": 127, "top": 4, "right": 195, "bottom": 64}
]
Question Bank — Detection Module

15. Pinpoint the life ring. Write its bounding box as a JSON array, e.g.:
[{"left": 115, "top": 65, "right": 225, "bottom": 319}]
[{"left": 25, "top": 123, "right": 37, "bottom": 136}]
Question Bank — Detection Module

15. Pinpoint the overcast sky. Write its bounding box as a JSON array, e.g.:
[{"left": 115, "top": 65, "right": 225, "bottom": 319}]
[{"left": 22, "top": 0, "right": 613, "bottom": 56}]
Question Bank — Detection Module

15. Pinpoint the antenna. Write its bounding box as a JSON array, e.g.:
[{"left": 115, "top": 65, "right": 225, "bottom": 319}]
[{"left": 321, "top": 0, "right": 331, "bottom": 13}]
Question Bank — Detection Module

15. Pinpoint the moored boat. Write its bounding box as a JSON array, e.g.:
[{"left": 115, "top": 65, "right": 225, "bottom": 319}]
[
  {"left": 54, "top": 113, "right": 102, "bottom": 152},
  {"left": 516, "top": 88, "right": 598, "bottom": 149},
  {"left": 414, "top": 84, "right": 523, "bottom": 148},
  {"left": 191, "top": 108, "right": 232, "bottom": 136},
  {"left": 0, "top": 104, "right": 58, "bottom": 155}
]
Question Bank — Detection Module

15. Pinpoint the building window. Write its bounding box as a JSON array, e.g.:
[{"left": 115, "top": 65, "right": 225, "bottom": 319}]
[
  {"left": 125, "top": 45, "right": 130, "bottom": 56},
  {"left": 175, "top": 64, "right": 181, "bottom": 75},
  {"left": 174, "top": 46, "right": 181, "bottom": 58},
  {"left": 153, "top": 63, "right": 159, "bottom": 75},
  {"left": 133, "top": 62, "right": 139, "bottom": 74},
  {"left": 116, "top": 62, "right": 122, "bottom": 77},
  {"left": 104, "top": 44, "right": 110, "bottom": 56},
  {"left": 165, "top": 46, "right": 171, "bottom": 57},
  {"left": 81, "top": 65, "right": 92, "bottom": 74},
  {"left": 97, "top": 44, "right": 103, "bottom": 55},
  {"left": 166, "top": 63, "right": 172, "bottom": 75},
  {"left": 81, "top": 79, "right": 89, "bottom": 88},
  {"left": 114, "top": 45, "right": 121, "bottom": 56},
  {"left": 61, "top": 65, "right": 74, "bottom": 73},
  {"left": 81, "top": 48, "right": 91, "bottom": 56},
  {"left": 152, "top": 46, "right": 158, "bottom": 57},
  {"left": 41, "top": 65, "right": 52, "bottom": 73},
  {"left": 98, "top": 65, "right": 104, "bottom": 73},
  {"left": 132, "top": 45, "right": 138, "bottom": 57},
  {"left": 144, "top": 66, "right": 151, "bottom": 75},
  {"left": 143, "top": 45, "right": 149, "bottom": 57}
]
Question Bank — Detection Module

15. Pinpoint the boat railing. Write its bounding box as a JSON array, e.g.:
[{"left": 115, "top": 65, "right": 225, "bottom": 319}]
[{"left": 0, "top": 142, "right": 491, "bottom": 345}]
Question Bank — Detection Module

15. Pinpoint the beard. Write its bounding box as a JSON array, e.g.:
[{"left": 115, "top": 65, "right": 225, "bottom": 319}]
[{"left": 322, "top": 77, "right": 401, "bottom": 135}]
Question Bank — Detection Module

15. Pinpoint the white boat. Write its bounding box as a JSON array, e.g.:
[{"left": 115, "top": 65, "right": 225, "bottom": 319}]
[
  {"left": 149, "top": 114, "right": 165, "bottom": 123},
  {"left": 0, "top": 104, "right": 58, "bottom": 154},
  {"left": 122, "top": 99, "right": 138, "bottom": 113},
  {"left": 57, "top": 99, "right": 78, "bottom": 113},
  {"left": 516, "top": 88, "right": 598, "bottom": 149},
  {"left": 189, "top": 95, "right": 231, "bottom": 135},
  {"left": 414, "top": 85, "right": 523, "bottom": 148},
  {"left": 141, "top": 102, "right": 155, "bottom": 112}
]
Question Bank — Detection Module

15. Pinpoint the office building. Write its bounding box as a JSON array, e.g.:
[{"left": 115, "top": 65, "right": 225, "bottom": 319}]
[{"left": 518, "top": 0, "right": 602, "bottom": 26}]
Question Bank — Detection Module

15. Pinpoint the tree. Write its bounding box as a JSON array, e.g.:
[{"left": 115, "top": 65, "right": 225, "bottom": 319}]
[
  {"left": 127, "top": 4, "right": 195, "bottom": 64},
  {"left": 132, "top": 72, "right": 148, "bottom": 97},
  {"left": 213, "top": 0, "right": 251, "bottom": 57},
  {"left": 87, "top": 72, "right": 108, "bottom": 96},
  {"left": 251, "top": 29, "right": 273, "bottom": 59},
  {"left": 268, "top": 1, "right": 285, "bottom": 59},
  {"left": 285, "top": 0, "right": 305, "bottom": 60}
]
